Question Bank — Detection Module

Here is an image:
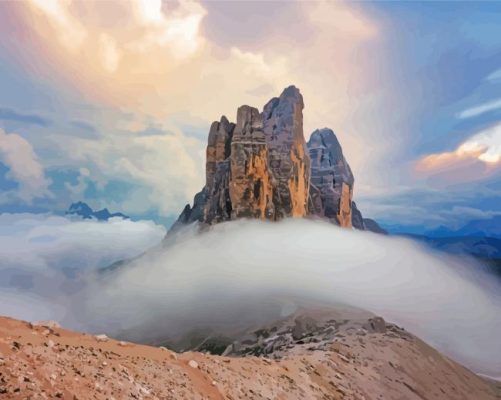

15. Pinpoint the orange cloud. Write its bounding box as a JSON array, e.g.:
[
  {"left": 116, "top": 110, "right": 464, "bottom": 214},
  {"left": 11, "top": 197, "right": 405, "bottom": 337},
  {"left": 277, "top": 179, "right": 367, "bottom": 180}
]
[
  {"left": 414, "top": 124, "right": 501, "bottom": 185},
  {"left": 12, "top": 0, "right": 207, "bottom": 109},
  {"left": 8, "top": 1, "right": 381, "bottom": 123}
]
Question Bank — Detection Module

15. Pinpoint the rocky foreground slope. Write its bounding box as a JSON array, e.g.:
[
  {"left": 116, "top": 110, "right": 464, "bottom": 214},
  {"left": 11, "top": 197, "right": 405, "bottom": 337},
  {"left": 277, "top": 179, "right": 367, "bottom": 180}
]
[
  {"left": 1, "top": 309, "right": 499, "bottom": 400},
  {"left": 172, "top": 86, "right": 384, "bottom": 233}
]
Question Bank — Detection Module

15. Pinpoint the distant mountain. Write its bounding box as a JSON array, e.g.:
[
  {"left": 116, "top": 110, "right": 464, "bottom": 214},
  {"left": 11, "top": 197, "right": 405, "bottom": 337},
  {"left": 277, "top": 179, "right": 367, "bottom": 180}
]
[
  {"left": 425, "top": 215, "right": 501, "bottom": 239},
  {"left": 363, "top": 218, "right": 388, "bottom": 235},
  {"left": 66, "top": 201, "right": 129, "bottom": 221},
  {"left": 405, "top": 234, "right": 501, "bottom": 259},
  {"left": 456, "top": 215, "right": 501, "bottom": 238},
  {"left": 423, "top": 225, "right": 456, "bottom": 238},
  {"left": 400, "top": 233, "right": 501, "bottom": 276}
]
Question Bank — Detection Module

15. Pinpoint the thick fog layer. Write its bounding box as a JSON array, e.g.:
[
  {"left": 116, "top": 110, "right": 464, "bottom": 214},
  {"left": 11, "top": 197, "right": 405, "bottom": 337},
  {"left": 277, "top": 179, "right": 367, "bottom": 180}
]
[
  {"left": 0, "top": 213, "right": 165, "bottom": 320},
  {"left": 1, "top": 217, "right": 500, "bottom": 377}
]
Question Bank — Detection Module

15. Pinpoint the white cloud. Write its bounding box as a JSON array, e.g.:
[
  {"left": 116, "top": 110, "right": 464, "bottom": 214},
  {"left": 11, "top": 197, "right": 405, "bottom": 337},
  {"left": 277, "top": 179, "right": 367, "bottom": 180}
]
[
  {"left": 98, "top": 33, "right": 121, "bottom": 73},
  {"left": 0, "top": 213, "right": 165, "bottom": 274},
  {"left": 0, "top": 128, "right": 52, "bottom": 201},
  {"left": 457, "top": 98, "right": 501, "bottom": 119},
  {"left": 49, "top": 123, "right": 205, "bottom": 215},
  {"left": 28, "top": 0, "right": 87, "bottom": 52},
  {"left": 0, "top": 212, "right": 165, "bottom": 322},
  {"left": 462, "top": 123, "right": 501, "bottom": 163},
  {"left": 64, "top": 167, "right": 90, "bottom": 196},
  {"left": 487, "top": 68, "right": 501, "bottom": 82}
]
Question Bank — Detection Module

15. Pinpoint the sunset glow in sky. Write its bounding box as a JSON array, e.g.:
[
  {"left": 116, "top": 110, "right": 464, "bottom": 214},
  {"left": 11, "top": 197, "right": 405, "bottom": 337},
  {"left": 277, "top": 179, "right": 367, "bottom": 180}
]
[{"left": 0, "top": 0, "right": 500, "bottom": 230}]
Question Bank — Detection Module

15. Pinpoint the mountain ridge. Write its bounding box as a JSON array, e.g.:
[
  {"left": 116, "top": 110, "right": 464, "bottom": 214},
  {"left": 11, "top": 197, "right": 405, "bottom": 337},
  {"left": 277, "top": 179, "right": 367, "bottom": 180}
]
[
  {"left": 66, "top": 201, "right": 129, "bottom": 221},
  {"left": 1, "top": 310, "right": 499, "bottom": 399}
]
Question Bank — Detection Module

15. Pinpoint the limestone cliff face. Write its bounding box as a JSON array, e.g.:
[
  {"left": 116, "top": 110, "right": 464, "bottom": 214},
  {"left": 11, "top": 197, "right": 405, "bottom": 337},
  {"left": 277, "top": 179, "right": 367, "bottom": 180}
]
[
  {"left": 171, "top": 86, "right": 384, "bottom": 234},
  {"left": 263, "top": 86, "right": 310, "bottom": 218},
  {"left": 229, "top": 105, "right": 274, "bottom": 220},
  {"left": 205, "top": 116, "right": 234, "bottom": 187},
  {"left": 172, "top": 86, "right": 309, "bottom": 229},
  {"left": 307, "top": 128, "right": 354, "bottom": 227}
]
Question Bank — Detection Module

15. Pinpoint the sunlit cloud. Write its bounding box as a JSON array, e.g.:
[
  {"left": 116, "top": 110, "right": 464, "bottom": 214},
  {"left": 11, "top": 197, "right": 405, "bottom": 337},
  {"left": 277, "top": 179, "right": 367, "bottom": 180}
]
[
  {"left": 10, "top": 0, "right": 381, "bottom": 126},
  {"left": 15, "top": 0, "right": 208, "bottom": 109},
  {"left": 29, "top": 0, "right": 87, "bottom": 52},
  {"left": 414, "top": 123, "right": 501, "bottom": 185}
]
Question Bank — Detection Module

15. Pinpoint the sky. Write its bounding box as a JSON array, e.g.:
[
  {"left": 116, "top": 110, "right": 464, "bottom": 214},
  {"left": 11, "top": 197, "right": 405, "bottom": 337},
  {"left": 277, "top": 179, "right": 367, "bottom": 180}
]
[{"left": 0, "top": 0, "right": 500, "bottom": 231}]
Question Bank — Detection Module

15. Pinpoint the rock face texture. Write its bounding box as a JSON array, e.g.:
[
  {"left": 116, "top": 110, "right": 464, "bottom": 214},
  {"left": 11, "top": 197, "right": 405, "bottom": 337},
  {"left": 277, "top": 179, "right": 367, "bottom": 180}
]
[
  {"left": 262, "top": 86, "right": 310, "bottom": 218},
  {"left": 307, "top": 128, "right": 354, "bottom": 227},
  {"left": 229, "top": 106, "right": 274, "bottom": 220},
  {"left": 171, "top": 86, "right": 384, "bottom": 233}
]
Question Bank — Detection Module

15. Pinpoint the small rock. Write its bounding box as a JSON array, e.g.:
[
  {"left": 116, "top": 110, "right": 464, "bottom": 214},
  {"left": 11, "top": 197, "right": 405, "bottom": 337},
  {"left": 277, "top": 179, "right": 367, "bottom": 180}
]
[
  {"left": 188, "top": 360, "right": 199, "bottom": 369},
  {"left": 365, "top": 317, "right": 386, "bottom": 334},
  {"left": 211, "top": 380, "right": 217, "bottom": 386},
  {"left": 47, "top": 340, "right": 55, "bottom": 348},
  {"left": 32, "top": 320, "right": 61, "bottom": 329},
  {"left": 95, "top": 334, "right": 108, "bottom": 342},
  {"left": 339, "top": 354, "right": 350, "bottom": 363},
  {"left": 118, "top": 341, "right": 127, "bottom": 347}
]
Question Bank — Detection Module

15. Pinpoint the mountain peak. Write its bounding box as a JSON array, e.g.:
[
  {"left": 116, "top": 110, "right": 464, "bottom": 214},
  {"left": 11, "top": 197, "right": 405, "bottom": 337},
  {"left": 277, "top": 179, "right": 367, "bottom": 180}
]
[
  {"left": 68, "top": 201, "right": 94, "bottom": 219},
  {"left": 171, "top": 86, "right": 383, "bottom": 234},
  {"left": 66, "top": 202, "right": 129, "bottom": 221}
]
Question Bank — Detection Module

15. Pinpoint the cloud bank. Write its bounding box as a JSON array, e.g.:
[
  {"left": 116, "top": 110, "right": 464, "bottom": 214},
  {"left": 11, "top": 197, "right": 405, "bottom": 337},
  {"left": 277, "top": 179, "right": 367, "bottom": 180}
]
[
  {"left": 0, "top": 213, "right": 165, "bottom": 321},
  {"left": 2, "top": 217, "right": 499, "bottom": 377}
]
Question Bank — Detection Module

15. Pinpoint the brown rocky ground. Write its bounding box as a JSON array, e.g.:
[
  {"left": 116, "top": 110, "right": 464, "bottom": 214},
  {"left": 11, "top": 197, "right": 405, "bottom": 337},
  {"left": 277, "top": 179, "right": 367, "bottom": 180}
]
[{"left": 1, "top": 310, "right": 500, "bottom": 400}]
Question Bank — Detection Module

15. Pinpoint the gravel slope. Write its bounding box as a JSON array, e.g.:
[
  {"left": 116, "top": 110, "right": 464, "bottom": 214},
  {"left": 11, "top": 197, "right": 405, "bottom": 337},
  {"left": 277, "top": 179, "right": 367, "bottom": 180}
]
[{"left": 1, "top": 311, "right": 500, "bottom": 400}]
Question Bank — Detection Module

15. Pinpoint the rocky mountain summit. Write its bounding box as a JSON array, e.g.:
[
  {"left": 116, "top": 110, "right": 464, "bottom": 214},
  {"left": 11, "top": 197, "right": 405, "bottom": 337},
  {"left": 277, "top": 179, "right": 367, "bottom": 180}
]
[
  {"left": 172, "top": 86, "right": 384, "bottom": 233},
  {"left": 66, "top": 202, "right": 129, "bottom": 221}
]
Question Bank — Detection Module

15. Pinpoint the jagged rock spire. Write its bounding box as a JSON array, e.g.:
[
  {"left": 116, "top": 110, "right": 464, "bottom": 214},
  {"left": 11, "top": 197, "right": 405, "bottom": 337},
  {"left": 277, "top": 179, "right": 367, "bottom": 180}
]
[
  {"left": 263, "top": 85, "right": 310, "bottom": 218},
  {"left": 170, "top": 86, "right": 384, "bottom": 234},
  {"left": 308, "top": 128, "right": 354, "bottom": 227}
]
